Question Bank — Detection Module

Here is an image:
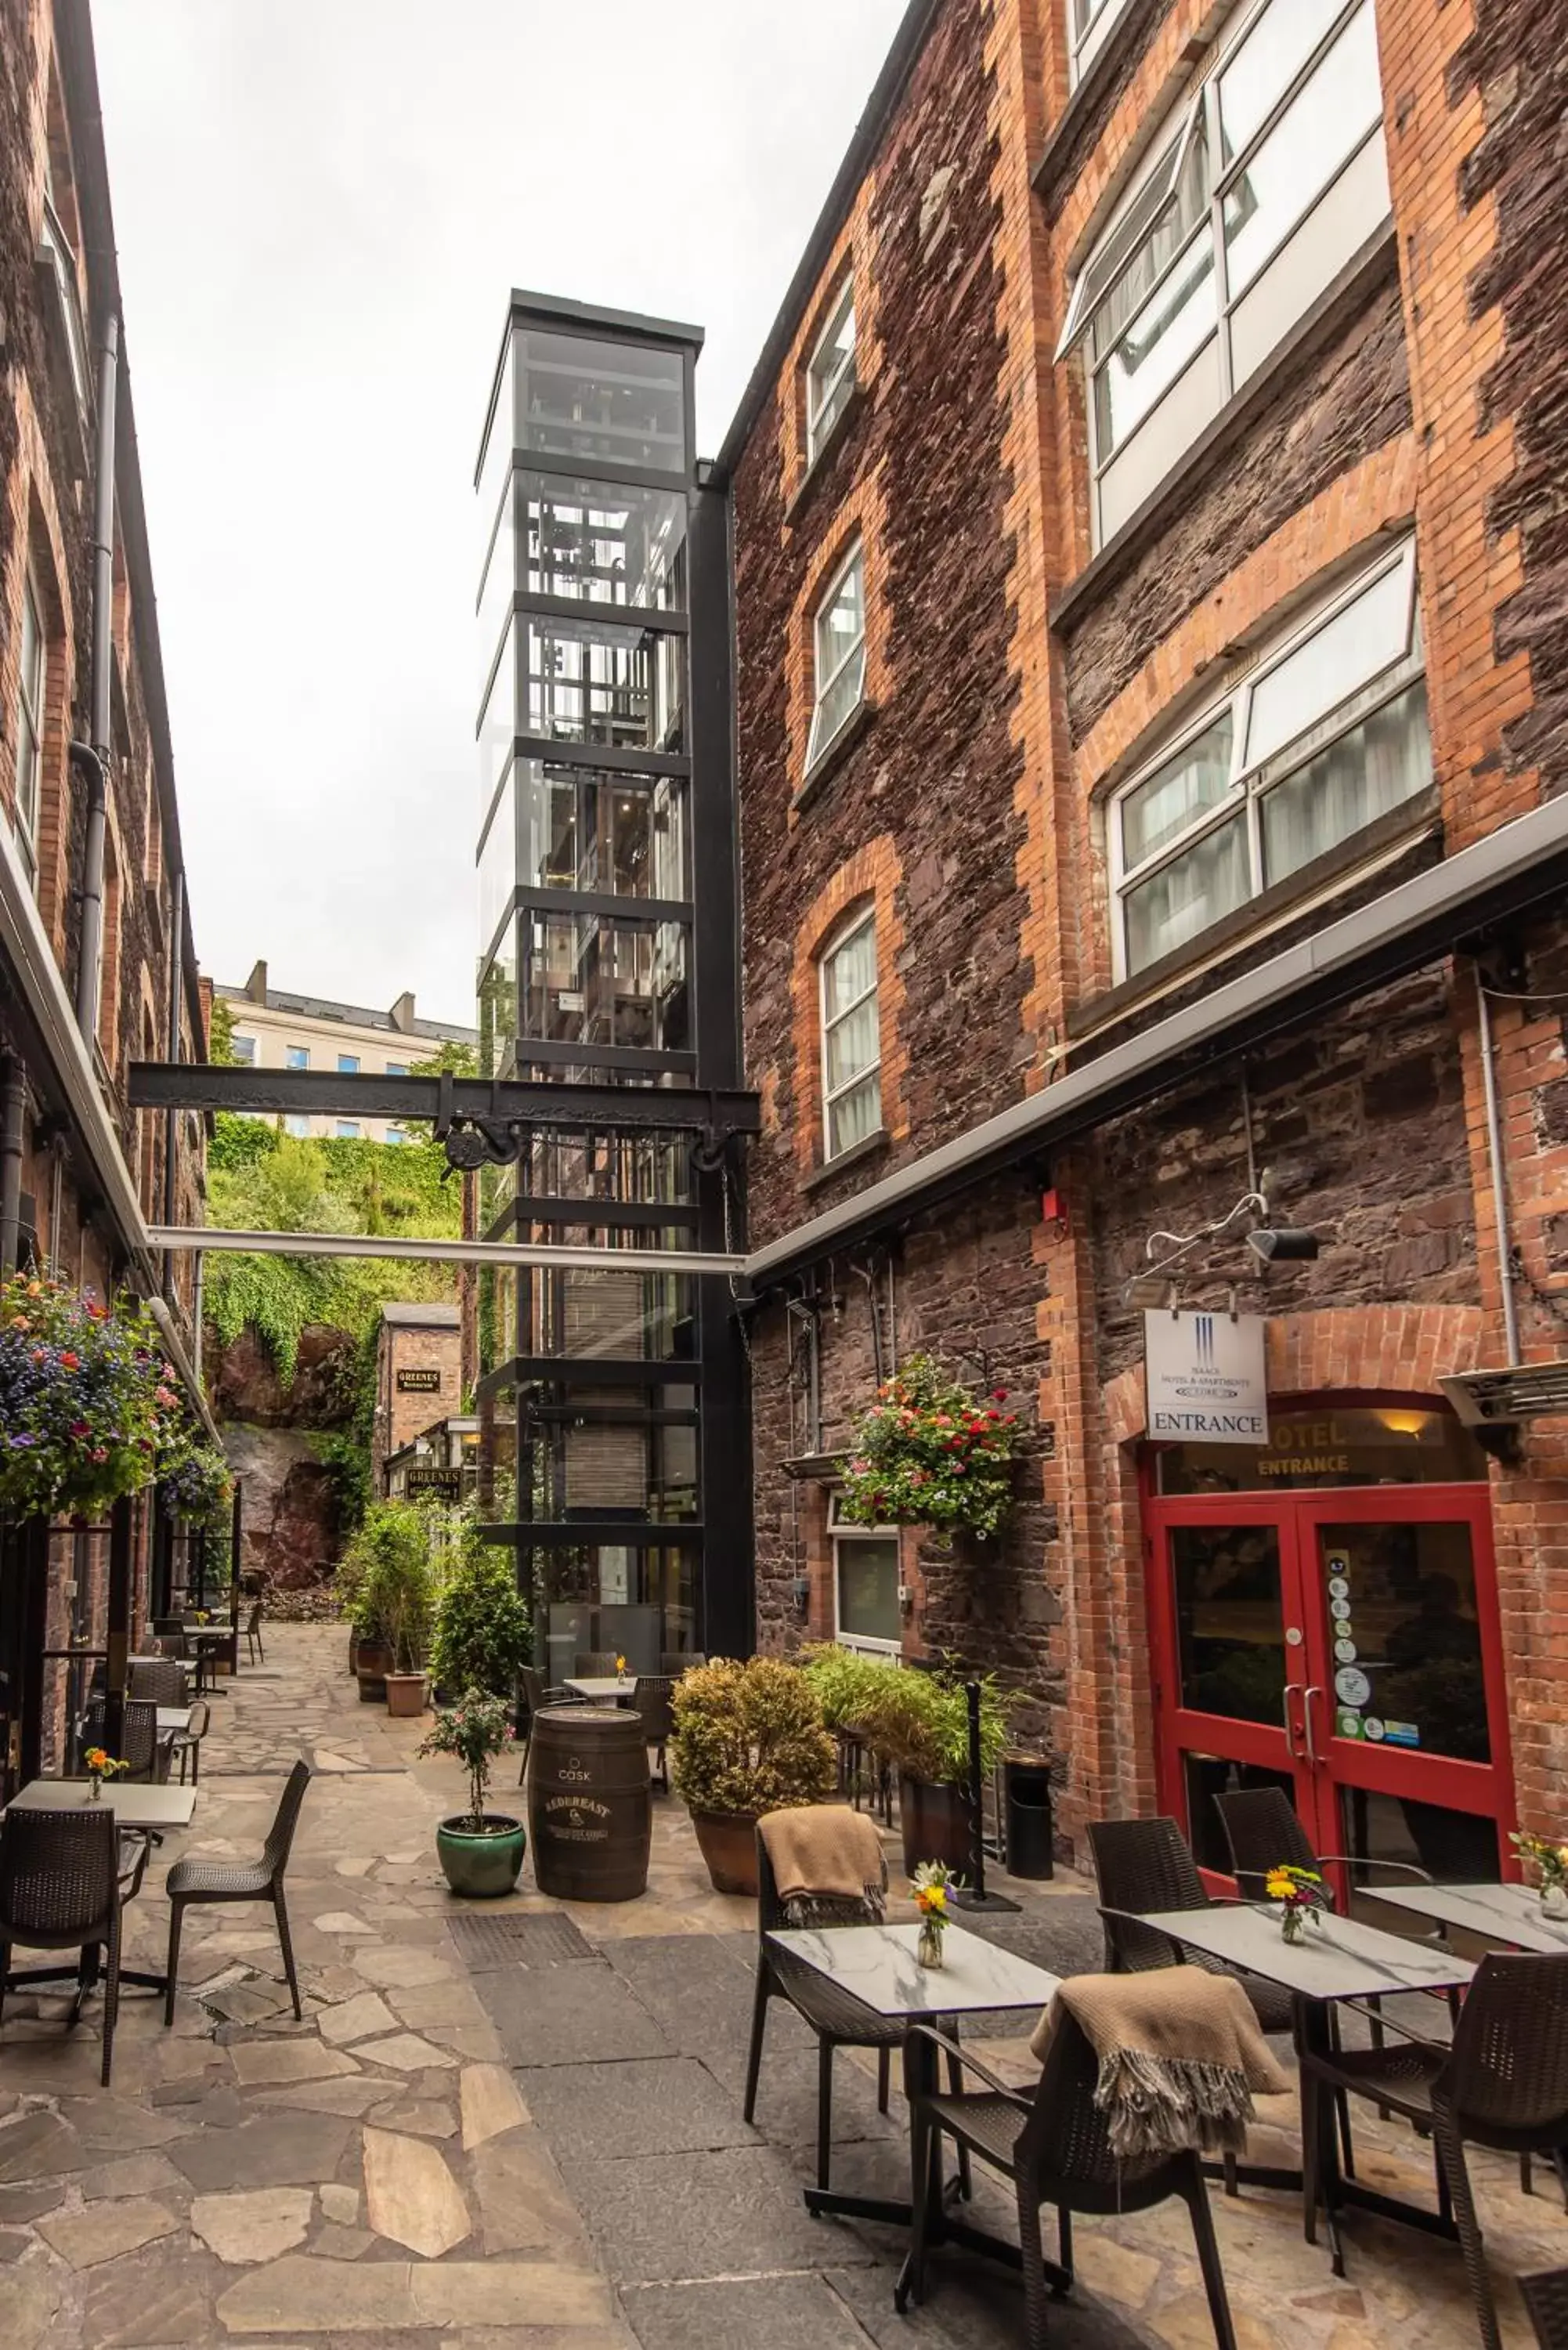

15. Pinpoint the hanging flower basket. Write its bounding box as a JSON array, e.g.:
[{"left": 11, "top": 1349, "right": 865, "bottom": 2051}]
[
  {"left": 0, "top": 1272, "right": 180, "bottom": 1524},
  {"left": 836, "top": 1354, "right": 1021, "bottom": 1540},
  {"left": 161, "top": 1436, "right": 233, "bottom": 1526}
]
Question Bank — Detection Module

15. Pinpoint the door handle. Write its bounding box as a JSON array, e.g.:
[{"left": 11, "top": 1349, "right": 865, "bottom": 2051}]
[
  {"left": 1281, "top": 1682, "right": 1304, "bottom": 1758},
  {"left": 1302, "top": 1687, "right": 1323, "bottom": 1767}
]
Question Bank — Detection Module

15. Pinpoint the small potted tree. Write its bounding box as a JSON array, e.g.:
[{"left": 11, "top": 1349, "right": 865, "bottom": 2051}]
[
  {"left": 349, "top": 1503, "right": 433, "bottom": 1712},
  {"left": 421, "top": 1690, "right": 526, "bottom": 1896},
  {"left": 430, "top": 1530, "right": 531, "bottom": 1703},
  {"left": 670, "top": 1657, "right": 837, "bottom": 1896}
]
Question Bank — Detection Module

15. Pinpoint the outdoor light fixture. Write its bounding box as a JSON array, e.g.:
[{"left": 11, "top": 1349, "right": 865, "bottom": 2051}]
[
  {"left": 1125, "top": 1272, "right": 1178, "bottom": 1311},
  {"left": 1245, "top": 1227, "right": 1321, "bottom": 1264}
]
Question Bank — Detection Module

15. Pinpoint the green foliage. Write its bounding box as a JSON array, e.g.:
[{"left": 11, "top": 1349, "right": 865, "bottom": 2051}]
[
  {"left": 670, "top": 1656, "right": 836, "bottom": 1820},
  {"left": 208, "top": 1115, "right": 278, "bottom": 1174},
  {"left": 0, "top": 1273, "right": 182, "bottom": 1522},
  {"left": 799, "top": 1647, "right": 1014, "bottom": 1788},
  {"left": 343, "top": 1501, "right": 435, "bottom": 1669},
  {"left": 797, "top": 1643, "right": 903, "bottom": 1733},
  {"left": 208, "top": 996, "right": 238, "bottom": 1066},
  {"left": 420, "top": 1690, "right": 515, "bottom": 1830},
  {"left": 838, "top": 1354, "right": 1022, "bottom": 1538},
  {"left": 431, "top": 1534, "right": 531, "bottom": 1698},
  {"left": 308, "top": 1330, "right": 378, "bottom": 1538}
]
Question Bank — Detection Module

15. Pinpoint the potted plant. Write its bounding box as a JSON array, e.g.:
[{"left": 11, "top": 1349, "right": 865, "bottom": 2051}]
[
  {"left": 843, "top": 1662, "right": 1014, "bottom": 1878},
  {"left": 346, "top": 1503, "right": 432, "bottom": 1708},
  {"left": 430, "top": 1531, "right": 531, "bottom": 1704},
  {"left": 421, "top": 1690, "right": 526, "bottom": 1896},
  {"left": 670, "top": 1656, "right": 836, "bottom": 1895},
  {"left": 836, "top": 1354, "right": 1021, "bottom": 1539}
]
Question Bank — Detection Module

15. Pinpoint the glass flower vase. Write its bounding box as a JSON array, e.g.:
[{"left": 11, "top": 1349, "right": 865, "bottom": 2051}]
[
  {"left": 916, "top": 1917, "right": 945, "bottom": 1970},
  {"left": 1280, "top": 1904, "right": 1304, "bottom": 1944},
  {"left": 87, "top": 1774, "right": 103, "bottom": 1803},
  {"left": 1541, "top": 1882, "right": 1568, "bottom": 1920}
]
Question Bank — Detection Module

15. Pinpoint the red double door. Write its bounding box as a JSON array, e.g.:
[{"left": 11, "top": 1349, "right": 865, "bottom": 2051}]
[{"left": 1145, "top": 1486, "right": 1515, "bottom": 1887}]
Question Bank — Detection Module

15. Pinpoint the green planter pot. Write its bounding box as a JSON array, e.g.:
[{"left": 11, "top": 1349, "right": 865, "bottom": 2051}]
[{"left": 435, "top": 1813, "right": 527, "bottom": 1899}]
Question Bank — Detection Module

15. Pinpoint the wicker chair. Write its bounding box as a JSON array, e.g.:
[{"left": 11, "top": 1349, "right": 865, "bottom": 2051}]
[
  {"left": 163, "top": 1760, "right": 312, "bottom": 2026},
  {"left": 1523, "top": 2268, "right": 1568, "bottom": 2348},
  {"left": 152, "top": 1618, "right": 190, "bottom": 1658},
  {"left": 662, "top": 1650, "right": 706, "bottom": 1676},
  {"left": 574, "top": 1651, "right": 620, "bottom": 1677},
  {"left": 901, "top": 2005, "right": 1236, "bottom": 2349},
  {"left": 744, "top": 1816, "right": 970, "bottom": 2196},
  {"left": 128, "top": 1658, "right": 191, "bottom": 1708},
  {"left": 1299, "top": 1951, "right": 1568, "bottom": 2350},
  {"left": 1213, "top": 1785, "right": 1433, "bottom": 1905},
  {"left": 244, "top": 1602, "right": 265, "bottom": 1666},
  {"left": 1087, "top": 1817, "right": 1294, "bottom": 2035},
  {"left": 171, "top": 1700, "right": 211, "bottom": 1788},
  {"left": 81, "top": 1697, "right": 167, "bottom": 1785},
  {"left": 0, "top": 1808, "right": 152, "bottom": 2085},
  {"left": 514, "top": 1665, "right": 587, "bottom": 1784},
  {"left": 631, "top": 1676, "right": 676, "bottom": 1791}
]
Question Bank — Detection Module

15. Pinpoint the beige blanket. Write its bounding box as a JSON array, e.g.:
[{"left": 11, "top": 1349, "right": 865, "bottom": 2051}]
[
  {"left": 1031, "top": 1968, "right": 1291, "bottom": 2160},
  {"left": 759, "top": 1805, "right": 883, "bottom": 1906}
]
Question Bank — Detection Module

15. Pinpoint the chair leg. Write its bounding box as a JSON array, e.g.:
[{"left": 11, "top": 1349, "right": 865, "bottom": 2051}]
[
  {"left": 1016, "top": 2187, "right": 1053, "bottom": 2350},
  {"left": 1300, "top": 2061, "right": 1321, "bottom": 2247},
  {"left": 742, "top": 1967, "right": 769, "bottom": 2125},
  {"left": 907, "top": 2102, "right": 934, "bottom": 2308},
  {"left": 164, "top": 1898, "right": 186, "bottom": 2027},
  {"left": 944, "top": 2043, "right": 973, "bottom": 2201},
  {"left": 273, "top": 1883, "right": 302, "bottom": 2021},
  {"left": 1184, "top": 2164, "right": 1238, "bottom": 2350},
  {"left": 877, "top": 2044, "right": 891, "bottom": 2114},
  {"left": 817, "top": 2037, "right": 834, "bottom": 2191},
  {"left": 0, "top": 1940, "right": 9, "bottom": 2026},
  {"left": 1519, "top": 2153, "right": 1532, "bottom": 2197},
  {"left": 101, "top": 1915, "right": 122, "bottom": 2088},
  {"left": 1432, "top": 2113, "right": 1502, "bottom": 2350},
  {"left": 1057, "top": 2203, "right": 1073, "bottom": 2284}
]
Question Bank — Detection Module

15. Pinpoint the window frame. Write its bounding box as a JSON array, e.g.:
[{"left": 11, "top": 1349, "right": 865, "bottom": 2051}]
[
  {"left": 337, "top": 1053, "right": 361, "bottom": 1075},
  {"left": 1060, "top": 0, "right": 1386, "bottom": 534},
  {"left": 828, "top": 1492, "right": 903, "bottom": 1657},
  {"left": 805, "top": 277, "right": 857, "bottom": 465},
  {"left": 1069, "top": 0, "right": 1140, "bottom": 87},
  {"left": 13, "top": 569, "right": 46, "bottom": 888},
  {"left": 818, "top": 905, "right": 883, "bottom": 1161},
  {"left": 336, "top": 1120, "right": 361, "bottom": 1141},
  {"left": 1107, "top": 537, "right": 1425, "bottom": 982},
  {"left": 805, "top": 540, "right": 868, "bottom": 772},
  {"left": 231, "top": 1033, "right": 257, "bottom": 1065},
  {"left": 285, "top": 1044, "right": 310, "bottom": 1070}
]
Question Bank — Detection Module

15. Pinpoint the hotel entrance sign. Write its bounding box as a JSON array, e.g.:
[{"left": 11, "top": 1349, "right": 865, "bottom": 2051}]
[{"left": 1144, "top": 1311, "right": 1269, "bottom": 1444}]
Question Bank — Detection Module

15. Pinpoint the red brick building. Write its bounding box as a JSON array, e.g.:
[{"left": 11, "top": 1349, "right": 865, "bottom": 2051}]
[{"left": 723, "top": 0, "right": 1568, "bottom": 1874}]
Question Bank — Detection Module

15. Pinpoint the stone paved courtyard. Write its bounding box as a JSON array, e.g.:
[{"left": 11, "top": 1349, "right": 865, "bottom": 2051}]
[{"left": 0, "top": 1623, "right": 1561, "bottom": 2348}]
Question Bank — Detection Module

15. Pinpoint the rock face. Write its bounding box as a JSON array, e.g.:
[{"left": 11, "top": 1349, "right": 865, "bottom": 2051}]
[
  {"left": 222, "top": 1423, "right": 340, "bottom": 1589},
  {"left": 208, "top": 1324, "right": 356, "bottom": 1429}
]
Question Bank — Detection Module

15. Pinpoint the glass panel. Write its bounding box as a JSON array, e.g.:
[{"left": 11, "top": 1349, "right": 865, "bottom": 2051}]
[
  {"left": 823, "top": 918, "right": 876, "bottom": 1021},
  {"left": 514, "top": 612, "right": 685, "bottom": 754},
  {"left": 520, "top": 912, "right": 690, "bottom": 1054},
  {"left": 1182, "top": 1754, "right": 1301, "bottom": 1878},
  {"left": 1247, "top": 561, "right": 1412, "bottom": 768},
  {"left": 807, "top": 284, "right": 856, "bottom": 454},
  {"left": 1318, "top": 1520, "right": 1490, "bottom": 1763},
  {"left": 516, "top": 1130, "right": 693, "bottom": 1211},
  {"left": 829, "top": 1071, "right": 883, "bottom": 1159},
  {"left": 477, "top": 474, "right": 688, "bottom": 692},
  {"left": 515, "top": 330, "right": 686, "bottom": 473},
  {"left": 837, "top": 1536, "right": 901, "bottom": 1645},
  {"left": 534, "top": 1543, "right": 698, "bottom": 1682},
  {"left": 526, "top": 1264, "right": 693, "bottom": 1361},
  {"left": 478, "top": 767, "right": 516, "bottom": 960},
  {"left": 476, "top": 930, "right": 517, "bottom": 1079},
  {"left": 810, "top": 642, "right": 866, "bottom": 764},
  {"left": 1120, "top": 714, "right": 1236, "bottom": 869},
  {"left": 826, "top": 997, "right": 880, "bottom": 1094},
  {"left": 1156, "top": 1405, "right": 1490, "bottom": 1493},
  {"left": 1093, "top": 227, "right": 1217, "bottom": 458},
  {"left": 1260, "top": 682, "right": 1430, "bottom": 884},
  {"left": 816, "top": 556, "right": 865, "bottom": 682},
  {"left": 518, "top": 762, "right": 688, "bottom": 901},
  {"left": 1123, "top": 812, "right": 1248, "bottom": 973},
  {"left": 1337, "top": 1786, "right": 1499, "bottom": 1888},
  {"left": 1218, "top": 0, "right": 1347, "bottom": 160},
  {"left": 1092, "top": 113, "right": 1211, "bottom": 362},
  {"left": 1223, "top": 5, "right": 1383, "bottom": 299},
  {"left": 1171, "top": 1522, "right": 1287, "bottom": 1724},
  {"left": 536, "top": 1408, "right": 699, "bottom": 1520}
]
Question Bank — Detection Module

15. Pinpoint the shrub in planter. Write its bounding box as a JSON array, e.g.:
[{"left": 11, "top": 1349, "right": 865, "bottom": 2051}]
[
  {"left": 670, "top": 1657, "right": 836, "bottom": 1894},
  {"left": 347, "top": 1502, "right": 434, "bottom": 1707},
  {"left": 431, "top": 1533, "right": 531, "bottom": 1701},
  {"left": 837, "top": 1354, "right": 1021, "bottom": 1539},
  {"left": 0, "top": 1272, "right": 181, "bottom": 1523},
  {"left": 420, "top": 1690, "right": 526, "bottom": 1896},
  {"left": 841, "top": 1662, "right": 1015, "bottom": 1878}
]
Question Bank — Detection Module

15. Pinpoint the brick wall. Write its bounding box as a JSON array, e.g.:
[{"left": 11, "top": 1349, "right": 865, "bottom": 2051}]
[{"left": 374, "top": 1319, "right": 462, "bottom": 1491}]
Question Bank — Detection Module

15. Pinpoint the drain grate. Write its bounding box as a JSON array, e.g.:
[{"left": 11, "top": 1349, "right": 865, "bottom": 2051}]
[{"left": 448, "top": 1911, "right": 596, "bottom": 1969}]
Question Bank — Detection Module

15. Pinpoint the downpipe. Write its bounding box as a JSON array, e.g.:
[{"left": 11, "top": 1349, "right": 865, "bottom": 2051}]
[
  {"left": 0, "top": 1055, "right": 25, "bottom": 1274},
  {"left": 1476, "top": 977, "right": 1522, "bottom": 1368},
  {"left": 71, "top": 310, "right": 120, "bottom": 1043},
  {"left": 161, "top": 866, "right": 184, "bottom": 1297}
]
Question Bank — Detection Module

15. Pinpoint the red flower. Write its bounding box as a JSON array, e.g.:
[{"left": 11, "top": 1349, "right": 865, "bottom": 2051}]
[
  {"left": 69, "top": 1420, "right": 89, "bottom": 1438},
  {"left": 991, "top": 1387, "right": 1009, "bottom": 1402},
  {"left": 60, "top": 1350, "right": 80, "bottom": 1371}
]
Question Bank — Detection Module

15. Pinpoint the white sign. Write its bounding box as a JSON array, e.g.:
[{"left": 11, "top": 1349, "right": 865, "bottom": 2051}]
[{"left": 1144, "top": 1310, "right": 1269, "bottom": 1444}]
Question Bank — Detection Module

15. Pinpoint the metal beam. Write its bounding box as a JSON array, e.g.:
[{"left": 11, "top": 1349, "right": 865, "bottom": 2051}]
[
  {"left": 127, "top": 1062, "right": 760, "bottom": 1133},
  {"left": 146, "top": 1225, "right": 744, "bottom": 1278}
]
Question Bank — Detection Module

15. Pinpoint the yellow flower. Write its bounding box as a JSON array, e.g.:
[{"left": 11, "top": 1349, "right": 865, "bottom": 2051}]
[
  {"left": 615, "top": 1655, "right": 628, "bottom": 1676},
  {"left": 1265, "top": 1870, "right": 1296, "bottom": 1902},
  {"left": 915, "top": 1884, "right": 948, "bottom": 1917}
]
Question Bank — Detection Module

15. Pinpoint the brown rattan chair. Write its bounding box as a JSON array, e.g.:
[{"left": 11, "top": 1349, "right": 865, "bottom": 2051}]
[
  {"left": 1213, "top": 1785, "right": 1433, "bottom": 1904},
  {"left": 0, "top": 1807, "right": 152, "bottom": 2085},
  {"left": 514, "top": 1665, "right": 587, "bottom": 1784},
  {"left": 163, "top": 1760, "right": 312, "bottom": 2026},
  {"left": 1300, "top": 1950, "right": 1568, "bottom": 2350},
  {"left": 631, "top": 1676, "right": 676, "bottom": 1791},
  {"left": 1087, "top": 1817, "right": 1294, "bottom": 2034},
  {"left": 244, "top": 1601, "right": 265, "bottom": 1666},
  {"left": 1523, "top": 2268, "right": 1568, "bottom": 2348},
  {"left": 171, "top": 1699, "right": 211, "bottom": 1787},
  {"left": 574, "top": 1651, "right": 620, "bottom": 1678},
  {"left": 661, "top": 1650, "right": 706, "bottom": 1676},
  {"left": 152, "top": 1618, "right": 190, "bottom": 1658},
  {"left": 901, "top": 2005, "right": 1237, "bottom": 2349},
  {"left": 81, "top": 1697, "right": 167, "bottom": 1785},
  {"left": 128, "top": 1658, "right": 191, "bottom": 1708}
]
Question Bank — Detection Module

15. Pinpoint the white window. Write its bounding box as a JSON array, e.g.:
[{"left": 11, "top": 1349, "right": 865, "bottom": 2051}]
[
  {"left": 829, "top": 1495, "right": 902, "bottom": 1654},
  {"left": 286, "top": 1043, "right": 309, "bottom": 1069},
  {"left": 336, "top": 1120, "right": 360, "bottom": 1141},
  {"left": 13, "top": 573, "right": 45, "bottom": 888},
  {"left": 1109, "top": 540, "right": 1428, "bottom": 979},
  {"left": 284, "top": 1115, "right": 309, "bottom": 1138},
  {"left": 1070, "top": 0, "right": 1137, "bottom": 83},
  {"left": 232, "top": 1033, "right": 256, "bottom": 1065},
  {"left": 1060, "top": 0, "right": 1389, "bottom": 544},
  {"left": 806, "top": 544, "right": 866, "bottom": 770},
  {"left": 819, "top": 909, "right": 882, "bottom": 1159},
  {"left": 806, "top": 279, "right": 857, "bottom": 462},
  {"left": 385, "top": 1126, "right": 406, "bottom": 1146}
]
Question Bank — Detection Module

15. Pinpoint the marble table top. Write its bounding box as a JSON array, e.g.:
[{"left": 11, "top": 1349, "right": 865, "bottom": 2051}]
[
  {"left": 7, "top": 1777, "right": 197, "bottom": 1829},
  {"left": 564, "top": 1678, "right": 639, "bottom": 1701},
  {"left": 768, "top": 1921, "right": 1061, "bottom": 2021},
  {"left": 1139, "top": 1902, "right": 1476, "bottom": 2002},
  {"left": 1367, "top": 1878, "right": 1568, "bottom": 1956}
]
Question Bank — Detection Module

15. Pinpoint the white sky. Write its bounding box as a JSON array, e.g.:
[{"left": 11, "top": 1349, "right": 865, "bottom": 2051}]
[{"left": 93, "top": 1, "right": 908, "bottom": 1031}]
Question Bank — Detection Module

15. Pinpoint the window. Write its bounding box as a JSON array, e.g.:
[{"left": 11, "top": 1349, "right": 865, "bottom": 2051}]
[
  {"left": 829, "top": 1495, "right": 901, "bottom": 1653},
  {"left": 385, "top": 1061, "right": 408, "bottom": 1078},
  {"left": 286, "top": 1044, "right": 309, "bottom": 1069},
  {"left": 285, "top": 1115, "right": 309, "bottom": 1138},
  {"left": 805, "top": 279, "right": 856, "bottom": 462},
  {"left": 1110, "top": 540, "right": 1428, "bottom": 979},
  {"left": 806, "top": 544, "right": 866, "bottom": 770},
  {"left": 338, "top": 1053, "right": 360, "bottom": 1074},
  {"left": 232, "top": 1034, "right": 256, "bottom": 1065},
  {"left": 13, "top": 573, "right": 45, "bottom": 888},
  {"left": 1070, "top": 0, "right": 1137, "bottom": 82},
  {"left": 385, "top": 1126, "right": 406, "bottom": 1146},
  {"left": 819, "top": 909, "right": 882, "bottom": 1158},
  {"left": 336, "top": 1120, "right": 361, "bottom": 1140},
  {"left": 1060, "top": 0, "right": 1389, "bottom": 543}
]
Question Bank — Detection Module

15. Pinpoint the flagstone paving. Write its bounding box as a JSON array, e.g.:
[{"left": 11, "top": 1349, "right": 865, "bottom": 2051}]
[{"left": 0, "top": 1623, "right": 1559, "bottom": 2345}]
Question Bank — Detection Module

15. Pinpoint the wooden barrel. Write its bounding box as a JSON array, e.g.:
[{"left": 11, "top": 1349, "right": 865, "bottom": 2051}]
[{"left": 526, "top": 1707, "right": 652, "bottom": 1901}]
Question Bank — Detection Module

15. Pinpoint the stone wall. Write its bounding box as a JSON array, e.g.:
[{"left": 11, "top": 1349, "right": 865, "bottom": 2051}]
[{"left": 222, "top": 1423, "right": 340, "bottom": 1593}]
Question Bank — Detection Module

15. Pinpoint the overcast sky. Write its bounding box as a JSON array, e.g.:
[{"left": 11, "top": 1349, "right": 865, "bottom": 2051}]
[{"left": 92, "top": 1, "right": 907, "bottom": 1031}]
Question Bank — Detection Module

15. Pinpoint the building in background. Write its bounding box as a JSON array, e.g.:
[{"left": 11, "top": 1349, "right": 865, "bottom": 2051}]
[
  {"left": 372, "top": 1302, "right": 462, "bottom": 1497},
  {"left": 723, "top": 0, "right": 1568, "bottom": 1871},
  {"left": 215, "top": 960, "right": 478, "bottom": 1144},
  {"left": 0, "top": 0, "right": 211, "bottom": 1784}
]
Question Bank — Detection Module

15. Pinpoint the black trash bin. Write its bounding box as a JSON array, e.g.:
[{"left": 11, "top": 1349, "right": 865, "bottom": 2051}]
[{"left": 1004, "top": 1757, "right": 1054, "bottom": 1881}]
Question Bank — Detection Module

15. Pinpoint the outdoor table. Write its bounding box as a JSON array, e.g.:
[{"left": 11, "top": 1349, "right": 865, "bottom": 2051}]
[
  {"left": 1139, "top": 1902, "right": 1475, "bottom": 2247},
  {"left": 766, "top": 1918, "right": 1061, "bottom": 2302},
  {"left": 155, "top": 1706, "right": 197, "bottom": 1738},
  {"left": 1362, "top": 1878, "right": 1568, "bottom": 1956},
  {"left": 564, "top": 1676, "right": 638, "bottom": 1704},
  {"left": 2, "top": 1777, "right": 197, "bottom": 1999}
]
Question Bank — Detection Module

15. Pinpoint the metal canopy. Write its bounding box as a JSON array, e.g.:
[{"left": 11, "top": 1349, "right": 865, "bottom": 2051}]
[
  {"left": 146, "top": 1225, "right": 745, "bottom": 1278},
  {"left": 1440, "top": 1365, "right": 1568, "bottom": 1426}
]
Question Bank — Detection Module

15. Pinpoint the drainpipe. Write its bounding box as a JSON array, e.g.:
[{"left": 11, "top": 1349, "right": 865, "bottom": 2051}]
[
  {"left": 161, "top": 866, "right": 184, "bottom": 1296},
  {"left": 0, "top": 1057, "right": 25, "bottom": 1274},
  {"left": 72, "top": 310, "right": 120, "bottom": 1043},
  {"left": 1476, "top": 978, "right": 1522, "bottom": 1368}
]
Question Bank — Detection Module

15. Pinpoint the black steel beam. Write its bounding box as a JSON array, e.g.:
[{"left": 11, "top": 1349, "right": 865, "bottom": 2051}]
[
  {"left": 127, "top": 1062, "right": 759, "bottom": 1133},
  {"left": 476, "top": 1520, "right": 703, "bottom": 1549}
]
